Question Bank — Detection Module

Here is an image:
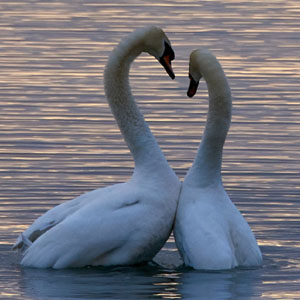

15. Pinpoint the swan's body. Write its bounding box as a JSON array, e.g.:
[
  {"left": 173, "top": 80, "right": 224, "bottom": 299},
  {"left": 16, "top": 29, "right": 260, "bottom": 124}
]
[
  {"left": 13, "top": 26, "right": 180, "bottom": 269},
  {"left": 174, "top": 49, "right": 262, "bottom": 270}
]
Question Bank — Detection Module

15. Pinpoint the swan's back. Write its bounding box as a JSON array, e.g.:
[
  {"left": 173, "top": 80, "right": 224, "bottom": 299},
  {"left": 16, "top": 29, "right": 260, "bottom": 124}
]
[
  {"left": 20, "top": 175, "right": 179, "bottom": 268},
  {"left": 175, "top": 182, "right": 262, "bottom": 270}
]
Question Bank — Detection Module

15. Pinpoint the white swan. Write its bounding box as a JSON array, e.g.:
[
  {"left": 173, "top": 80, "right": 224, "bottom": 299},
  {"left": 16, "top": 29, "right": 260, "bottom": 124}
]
[
  {"left": 174, "top": 49, "right": 262, "bottom": 270},
  {"left": 13, "top": 26, "right": 181, "bottom": 269}
]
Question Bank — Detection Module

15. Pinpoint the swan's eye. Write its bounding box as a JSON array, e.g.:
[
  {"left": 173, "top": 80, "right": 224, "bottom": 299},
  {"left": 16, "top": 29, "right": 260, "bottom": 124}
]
[
  {"left": 189, "top": 73, "right": 202, "bottom": 82},
  {"left": 163, "top": 42, "right": 175, "bottom": 61}
]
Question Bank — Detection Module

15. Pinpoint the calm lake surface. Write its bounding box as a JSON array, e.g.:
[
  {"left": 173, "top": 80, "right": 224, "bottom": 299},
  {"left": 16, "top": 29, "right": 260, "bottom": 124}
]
[{"left": 1, "top": 0, "right": 299, "bottom": 299}]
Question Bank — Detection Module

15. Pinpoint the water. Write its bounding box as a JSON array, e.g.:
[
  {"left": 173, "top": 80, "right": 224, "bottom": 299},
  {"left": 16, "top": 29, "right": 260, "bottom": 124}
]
[{"left": 0, "top": 0, "right": 299, "bottom": 299}]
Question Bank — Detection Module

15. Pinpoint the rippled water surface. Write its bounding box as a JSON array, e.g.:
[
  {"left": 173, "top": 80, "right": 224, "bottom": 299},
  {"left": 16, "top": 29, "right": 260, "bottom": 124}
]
[{"left": 1, "top": 0, "right": 300, "bottom": 299}]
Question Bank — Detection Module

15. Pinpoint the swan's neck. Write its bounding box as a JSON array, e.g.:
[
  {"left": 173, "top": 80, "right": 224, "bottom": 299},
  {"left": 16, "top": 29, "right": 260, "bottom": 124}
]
[
  {"left": 186, "top": 68, "right": 232, "bottom": 187},
  {"left": 104, "top": 34, "right": 169, "bottom": 174}
]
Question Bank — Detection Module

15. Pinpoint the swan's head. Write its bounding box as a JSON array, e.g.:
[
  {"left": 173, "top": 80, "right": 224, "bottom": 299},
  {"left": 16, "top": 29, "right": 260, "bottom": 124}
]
[
  {"left": 187, "top": 49, "right": 219, "bottom": 97},
  {"left": 142, "top": 26, "right": 175, "bottom": 79}
]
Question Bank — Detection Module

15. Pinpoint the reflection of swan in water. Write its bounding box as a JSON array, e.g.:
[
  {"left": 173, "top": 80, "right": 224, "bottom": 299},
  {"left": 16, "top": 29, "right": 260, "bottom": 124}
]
[
  {"left": 13, "top": 26, "right": 180, "bottom": 268},
  {"left": 178, "top": 268, "right": 262, "bottom": 299},
  {"left": 18, "top": 262, "right": 262, "bottom": 299},
  {"left": 19, "top": 266, "right": 181, "bottom": 300},
  {"left": 174, "top": 49, "right": 262, "bottom": 270}
]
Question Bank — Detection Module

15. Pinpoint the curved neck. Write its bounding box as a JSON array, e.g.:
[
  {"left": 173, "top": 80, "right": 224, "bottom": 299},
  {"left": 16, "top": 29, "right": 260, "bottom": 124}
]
[
  {"left": 104, "top": 33, "right": 168, "bottom": 173},
  {"left": 186, "top": 66, "right": 232, "bottom": 186}
]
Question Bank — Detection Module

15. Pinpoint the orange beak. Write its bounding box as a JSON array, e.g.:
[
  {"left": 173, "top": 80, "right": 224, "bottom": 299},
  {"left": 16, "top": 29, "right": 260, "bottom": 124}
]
[
  {"left": 187, "top": 74, "right": 200, "bottom": 97},
  {"left": 160, "top": 55, "right": 175, "bottom": 79},
  {"left": 159, "top": 42, "right": 175, "bottom": 79}
]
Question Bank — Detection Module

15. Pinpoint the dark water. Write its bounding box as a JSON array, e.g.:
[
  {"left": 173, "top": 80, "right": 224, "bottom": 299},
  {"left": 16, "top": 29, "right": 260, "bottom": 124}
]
[{"left": 1, "top": 0, "right": 300, "bottom": 299}]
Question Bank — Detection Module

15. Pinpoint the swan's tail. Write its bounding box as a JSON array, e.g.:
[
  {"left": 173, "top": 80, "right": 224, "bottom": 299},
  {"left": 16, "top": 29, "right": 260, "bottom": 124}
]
[{"left": 12, "top": 233, "right": 33, "bottom": 252}]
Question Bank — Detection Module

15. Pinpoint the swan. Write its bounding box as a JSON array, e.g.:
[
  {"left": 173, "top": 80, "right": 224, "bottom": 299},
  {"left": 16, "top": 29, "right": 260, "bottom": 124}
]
[
  {"left": 13, "top": 26, "right": 181, "bottom": 269},
  {"left": 174, "top": 49, "right": 262, "bottom": 270}
]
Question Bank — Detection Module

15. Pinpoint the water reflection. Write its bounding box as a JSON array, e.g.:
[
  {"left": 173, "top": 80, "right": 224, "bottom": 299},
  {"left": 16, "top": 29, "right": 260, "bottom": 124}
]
[
  {"left": 18, "top": 262, "right": 265, "bottom": 300},
  {"left": 178, "top": 268, "right": 262, "bottom": 299},
  {"left": 20, "top": 266, "right": 181, "bottom": 300},
  {"left": 19, "top": 264, "right": 265, "bottom": 300}
]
